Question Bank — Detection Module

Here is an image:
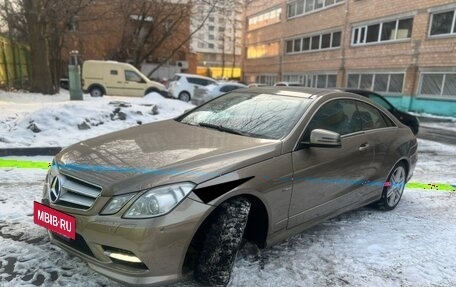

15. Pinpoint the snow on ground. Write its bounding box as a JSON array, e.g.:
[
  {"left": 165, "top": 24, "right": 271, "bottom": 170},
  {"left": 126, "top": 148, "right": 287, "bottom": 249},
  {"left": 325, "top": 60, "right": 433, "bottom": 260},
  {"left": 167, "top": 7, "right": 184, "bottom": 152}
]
[{"left": 0, "top": 90, "right": 193, "bottom": 148}]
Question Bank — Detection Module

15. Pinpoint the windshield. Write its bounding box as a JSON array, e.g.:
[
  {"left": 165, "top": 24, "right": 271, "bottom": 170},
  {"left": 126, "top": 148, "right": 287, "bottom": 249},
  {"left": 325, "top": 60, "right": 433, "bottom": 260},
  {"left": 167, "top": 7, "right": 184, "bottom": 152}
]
[{"left": 177, "top": 92, "right": 311, "bottom": 139}]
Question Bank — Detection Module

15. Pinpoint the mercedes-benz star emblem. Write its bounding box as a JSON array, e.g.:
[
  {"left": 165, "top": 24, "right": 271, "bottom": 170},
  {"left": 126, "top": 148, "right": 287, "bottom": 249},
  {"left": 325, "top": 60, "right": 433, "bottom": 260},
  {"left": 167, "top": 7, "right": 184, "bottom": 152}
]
[{"left": 49, "top": 175, "right": 64, "bottom": 203}]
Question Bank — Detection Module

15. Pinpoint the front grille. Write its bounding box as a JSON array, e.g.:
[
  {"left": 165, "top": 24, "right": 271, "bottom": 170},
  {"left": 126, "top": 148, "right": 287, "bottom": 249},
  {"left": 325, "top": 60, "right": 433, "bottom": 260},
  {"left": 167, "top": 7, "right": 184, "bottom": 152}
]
[
  {"left": 53, "top": 232, "right": 94, "bottom": 257},
  {"left": 55, "top": 174, "right": 102, "bottom": 209}
]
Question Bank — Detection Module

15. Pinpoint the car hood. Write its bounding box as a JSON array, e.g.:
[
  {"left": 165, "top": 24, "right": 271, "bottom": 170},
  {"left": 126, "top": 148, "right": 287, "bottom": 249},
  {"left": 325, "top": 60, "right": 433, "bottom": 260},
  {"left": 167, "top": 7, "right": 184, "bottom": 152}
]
[{"left": 55, "top": 120, "right": 281, "bottom": 196}]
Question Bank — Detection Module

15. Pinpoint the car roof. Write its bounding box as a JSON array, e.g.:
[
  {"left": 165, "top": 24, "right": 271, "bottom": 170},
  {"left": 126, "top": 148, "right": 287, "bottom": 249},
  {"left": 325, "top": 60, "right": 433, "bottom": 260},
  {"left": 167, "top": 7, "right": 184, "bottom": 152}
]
[
  {"left": 338, "top": 88, "right": 377, "bottom": 96},
  {"left": 175, "top": 73, "right": 215, "bottom": 80},
  {"left": 244, "top": 87, "right": 338, "bottom": 99},
  {"left": 218, "top": 82, "right": 247, "bottom": 86}
]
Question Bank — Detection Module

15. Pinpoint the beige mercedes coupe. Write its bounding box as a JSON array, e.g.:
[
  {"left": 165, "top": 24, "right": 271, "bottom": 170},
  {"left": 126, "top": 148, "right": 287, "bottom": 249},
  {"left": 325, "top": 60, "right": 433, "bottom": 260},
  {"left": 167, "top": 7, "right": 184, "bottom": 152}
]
[{"left": 42, "top": 87, "right": 417, "bottom": 286}]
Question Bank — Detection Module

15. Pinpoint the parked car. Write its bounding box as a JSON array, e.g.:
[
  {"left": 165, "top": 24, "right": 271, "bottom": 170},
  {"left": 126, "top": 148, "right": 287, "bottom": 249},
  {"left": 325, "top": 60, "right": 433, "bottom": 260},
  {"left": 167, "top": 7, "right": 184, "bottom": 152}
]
[
  {"left": 274, "top": 81, "right": 302, "bottom": 86},
  {"left": 192, "top": 82, "right": 247, "bottom": 105},
  {"left": 82, "top": 60, "right": 167, "bottom": 97},
  {"left": 247, "top": 83, "right": 268, "bottom": 88},
  {"left": 168, "top": 73, "right": 217, "bottom": 102},
  {"left": 41, "top": 87, "right": 417, "bottom": 287},
  {"left": 342, "top": 89, "right": 419, "bottom": 135}
]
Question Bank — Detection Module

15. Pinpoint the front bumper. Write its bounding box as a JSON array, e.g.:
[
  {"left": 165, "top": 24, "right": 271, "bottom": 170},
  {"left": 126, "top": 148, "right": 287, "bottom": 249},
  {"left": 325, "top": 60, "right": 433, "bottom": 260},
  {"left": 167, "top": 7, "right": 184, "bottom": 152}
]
[{"left": 42, "top": 194, "right": 212, "bottom": 286}]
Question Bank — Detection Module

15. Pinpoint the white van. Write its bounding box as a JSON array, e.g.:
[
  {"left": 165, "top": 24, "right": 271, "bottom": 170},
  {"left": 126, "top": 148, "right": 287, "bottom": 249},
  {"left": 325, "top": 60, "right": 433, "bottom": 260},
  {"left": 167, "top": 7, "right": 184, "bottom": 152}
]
[{"left": 82, "top": 60, "right": 167, "bottom": 97}]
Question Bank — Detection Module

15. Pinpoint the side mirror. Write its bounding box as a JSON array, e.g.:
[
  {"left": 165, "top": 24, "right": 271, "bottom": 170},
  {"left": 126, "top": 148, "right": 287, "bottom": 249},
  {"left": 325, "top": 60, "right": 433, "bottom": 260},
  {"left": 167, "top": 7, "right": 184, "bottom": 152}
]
[{"left": 309, "top": 129, "right": 341, "bottom": 148}]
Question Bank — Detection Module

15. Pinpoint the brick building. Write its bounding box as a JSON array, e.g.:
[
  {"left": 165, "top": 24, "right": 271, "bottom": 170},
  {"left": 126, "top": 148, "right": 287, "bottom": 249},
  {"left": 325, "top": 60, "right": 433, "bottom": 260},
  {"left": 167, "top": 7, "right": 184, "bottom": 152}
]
[
  {"left": 244, "top": 0, "right": 456, "bottom": 116},
  {"left": 62, "top": 0, "right": 196, "bottom": 79}
]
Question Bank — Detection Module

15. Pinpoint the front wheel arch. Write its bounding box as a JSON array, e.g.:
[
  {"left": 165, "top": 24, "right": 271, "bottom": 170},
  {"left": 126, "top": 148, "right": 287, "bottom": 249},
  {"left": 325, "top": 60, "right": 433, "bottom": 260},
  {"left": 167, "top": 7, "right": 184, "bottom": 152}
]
[
  {"left": 145, "top": 87, "right": 159, "bottom": 95},
  {"left": 182, "top": 194, "right": 268, "bottom": 276}
]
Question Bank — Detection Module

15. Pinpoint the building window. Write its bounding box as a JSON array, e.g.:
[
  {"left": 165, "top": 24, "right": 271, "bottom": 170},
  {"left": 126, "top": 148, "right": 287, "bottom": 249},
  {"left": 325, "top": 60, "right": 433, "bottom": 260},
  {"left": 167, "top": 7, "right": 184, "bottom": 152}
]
[
  {"left": 197, "top": 42, "right": 205, "bottom": 48},
  {"left": 352, "top": 17, "right": 413, "bottom": 45},
  {"left": 209, "top": 26, "right": 214, "bottom": 31},
  {"left": 287, "top": 0, "right": 344, "bottom": 19},
  {"left": 285, "top": 31, "right": 341, "bottom": 54},
  {"left": 347, "top": 73, "right": 404, "bottom": 93},
  {"left": 208, "top": 43, "right": 215, "bottom": 49},
  {"left": 255, "top": 74, "right": 278, "bottom": 86},
  {"left": 419, "top": 73, "right": 456, "bottom": 97},
  {"left": 248, "top": 7, "right": 282, "bottom": 31},
  {"left": 208, "top": 34, "right": 214, "bottom": 40},
  {"left": 209, "top": 17, "right": 214, "bottom": 22},
  {"left": 429, "top": 9, "right": 456, "bottom": 36},
  {"left": 283, "top": 73, "right": 337, "bottom": 88},
  {"left": 247, "top": 42, "right": 280, "bottom": 59}
]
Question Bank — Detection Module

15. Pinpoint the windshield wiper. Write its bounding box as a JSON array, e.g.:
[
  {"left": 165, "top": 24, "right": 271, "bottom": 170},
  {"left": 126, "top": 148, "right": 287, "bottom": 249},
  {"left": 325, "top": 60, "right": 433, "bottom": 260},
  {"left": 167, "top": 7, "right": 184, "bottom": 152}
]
[{"left": 198, "top": 122, "right": 249, "bottom": 136}]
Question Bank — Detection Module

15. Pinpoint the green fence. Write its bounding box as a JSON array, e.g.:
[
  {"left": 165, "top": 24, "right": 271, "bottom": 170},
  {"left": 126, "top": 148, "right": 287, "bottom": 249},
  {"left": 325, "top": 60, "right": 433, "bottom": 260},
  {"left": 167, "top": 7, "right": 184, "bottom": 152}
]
[{"left": 0, "top": 36, "right": 30, "bottom": 88}]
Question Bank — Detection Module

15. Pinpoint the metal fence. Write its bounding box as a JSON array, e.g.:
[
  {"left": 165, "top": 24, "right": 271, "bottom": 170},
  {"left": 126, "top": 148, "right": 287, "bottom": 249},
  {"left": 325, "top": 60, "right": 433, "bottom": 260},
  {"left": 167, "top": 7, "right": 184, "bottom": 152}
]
[{"left": 0, "top": 36, "right": 30, "bottom": 89}]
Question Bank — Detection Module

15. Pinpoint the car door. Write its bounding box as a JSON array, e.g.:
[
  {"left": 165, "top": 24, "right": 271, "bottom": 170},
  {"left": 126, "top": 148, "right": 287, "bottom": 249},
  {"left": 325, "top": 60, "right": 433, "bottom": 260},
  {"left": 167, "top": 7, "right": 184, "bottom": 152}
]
[
  {"left": 124, "top": 70, "right": 147, "bottom": 96},
  {"left": 287, "top": 99, "right": 374, "bottom": 228},
  {"left": 353, "top": 100, "right": 398, "bottom": 202},
  {"left": 104, "top": 68, "right": 124, "bottom": 95}
]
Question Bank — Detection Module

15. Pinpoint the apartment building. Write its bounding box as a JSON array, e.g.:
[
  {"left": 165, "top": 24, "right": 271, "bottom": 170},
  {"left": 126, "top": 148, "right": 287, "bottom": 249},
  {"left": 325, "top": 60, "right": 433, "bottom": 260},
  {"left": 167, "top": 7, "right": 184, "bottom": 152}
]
[
  {"left": 244, "top": 0, "right": 456, "bottom": 116},
  {"left": 190, "top": 0, "right": 244, "bottom": 79}
]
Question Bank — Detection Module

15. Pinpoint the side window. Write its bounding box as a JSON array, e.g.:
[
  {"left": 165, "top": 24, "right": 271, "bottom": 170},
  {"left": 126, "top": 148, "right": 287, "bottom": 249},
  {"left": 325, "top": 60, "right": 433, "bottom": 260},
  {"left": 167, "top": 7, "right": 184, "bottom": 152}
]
[
  {"left": 303, "top": 100, "right": 362, "bottom": 142},
  {"left": 382, "top": 113, "right": 396, "bottom": 127},
  {"left": 125, "top": 70, "right": 142, "bottom": 82},
  {"left": 187, "top": 77, "right": 197, "bottom": 85},
  {"left": 355, "top": 102, "right": 388, "bottom": 130},
  {"left": 188, "top": 77, "right": 207, "bottom": 86},
  {"left": 110, "top": 70, "right": 118, "bottom": 75}
]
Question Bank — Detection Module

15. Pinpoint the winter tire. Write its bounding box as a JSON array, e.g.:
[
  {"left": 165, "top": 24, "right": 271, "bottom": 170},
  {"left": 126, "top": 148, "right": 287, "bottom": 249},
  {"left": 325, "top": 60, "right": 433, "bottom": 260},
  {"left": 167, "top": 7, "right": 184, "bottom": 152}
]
[
  {"left": 377, "top": 163, "right": 407, "bottom": 211},
  {"left": 194, "top": 197, "right": 251, "bottom": 286}
]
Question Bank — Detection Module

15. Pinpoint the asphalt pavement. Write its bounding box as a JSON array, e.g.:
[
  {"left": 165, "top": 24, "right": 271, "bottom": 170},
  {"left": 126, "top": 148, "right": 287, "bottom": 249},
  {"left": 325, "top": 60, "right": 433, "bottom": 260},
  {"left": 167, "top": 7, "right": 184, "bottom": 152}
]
[{"left": 418, "top": 125, "right": 456, "bottom": 146}]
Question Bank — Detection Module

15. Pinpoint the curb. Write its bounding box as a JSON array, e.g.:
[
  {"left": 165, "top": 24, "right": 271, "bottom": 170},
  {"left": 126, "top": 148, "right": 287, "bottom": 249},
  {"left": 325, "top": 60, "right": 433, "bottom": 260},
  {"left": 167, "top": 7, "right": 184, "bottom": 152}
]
[{"left": 0, "top": 147, "right": 62, "bottom": 157}]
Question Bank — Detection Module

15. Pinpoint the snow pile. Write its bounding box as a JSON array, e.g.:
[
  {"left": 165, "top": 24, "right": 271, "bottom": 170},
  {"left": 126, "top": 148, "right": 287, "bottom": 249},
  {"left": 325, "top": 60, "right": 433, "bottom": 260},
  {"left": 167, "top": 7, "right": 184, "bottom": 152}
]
[{"left": 0, "top": 91, "right": 193, "bottom": 148}]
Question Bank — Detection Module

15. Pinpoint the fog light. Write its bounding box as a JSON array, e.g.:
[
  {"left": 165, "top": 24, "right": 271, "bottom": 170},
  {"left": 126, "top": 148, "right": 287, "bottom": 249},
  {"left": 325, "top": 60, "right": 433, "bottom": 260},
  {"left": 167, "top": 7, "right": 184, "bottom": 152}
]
[{"left": 105, "top": 251, "right": 142, "bottom": 263}]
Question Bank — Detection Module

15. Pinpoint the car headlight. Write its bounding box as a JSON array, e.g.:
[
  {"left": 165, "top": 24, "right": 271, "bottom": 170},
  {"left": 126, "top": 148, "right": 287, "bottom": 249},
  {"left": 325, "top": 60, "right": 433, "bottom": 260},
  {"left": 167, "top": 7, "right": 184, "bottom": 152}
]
[
  {"left": 124, "top": 182, "right": 195, "bottom": 218},
  {"left": 100, "top": 193, "right": 136, "bottom": 215}
]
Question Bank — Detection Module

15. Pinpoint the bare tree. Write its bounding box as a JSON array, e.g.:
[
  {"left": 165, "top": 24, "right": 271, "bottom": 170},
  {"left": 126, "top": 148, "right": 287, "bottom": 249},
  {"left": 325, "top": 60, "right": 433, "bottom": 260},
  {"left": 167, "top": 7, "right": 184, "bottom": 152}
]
[
  {"left": 0, "top": 0, "right": 90, "bottom": 94},
  {"left": 112, "top": 0, "right": 218, "bottom": 77}
]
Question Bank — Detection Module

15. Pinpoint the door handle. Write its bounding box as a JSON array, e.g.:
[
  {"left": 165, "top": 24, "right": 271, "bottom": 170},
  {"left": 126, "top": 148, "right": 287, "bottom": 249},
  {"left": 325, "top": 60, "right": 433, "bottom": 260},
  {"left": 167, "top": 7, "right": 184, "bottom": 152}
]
[{"left": 359, "top": 143, "right": 370, "bottom": 152}]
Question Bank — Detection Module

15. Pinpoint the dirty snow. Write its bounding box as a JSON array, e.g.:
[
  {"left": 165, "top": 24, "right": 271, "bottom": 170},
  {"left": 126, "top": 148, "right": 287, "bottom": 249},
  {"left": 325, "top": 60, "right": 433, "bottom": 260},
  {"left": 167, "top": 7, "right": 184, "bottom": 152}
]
[
  {"left": 0, "top": 90, "right": 193, "bottom": 148},
  {"left": 1, "top": 91, "right": 456, "bottom": 286}
]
